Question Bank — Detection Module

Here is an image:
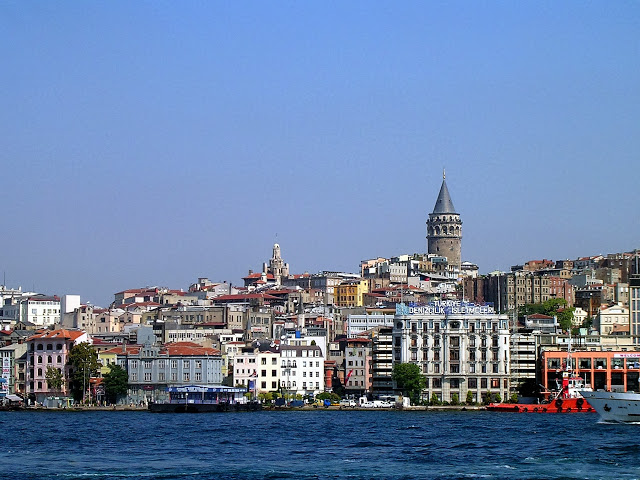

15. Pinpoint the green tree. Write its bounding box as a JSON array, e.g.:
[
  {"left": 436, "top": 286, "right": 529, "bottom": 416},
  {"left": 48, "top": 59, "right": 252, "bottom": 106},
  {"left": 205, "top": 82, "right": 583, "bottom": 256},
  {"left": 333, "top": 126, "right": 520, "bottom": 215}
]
[
  {"left": 392, "top": 363, "right": 426, "bottom": 405},
  {"left": 45, "top": 366, "right": 64, "bottom": 393},
  {"left": 430, "top": 393, "right": 439, "bottom": 405},
  {"left": 494, "top": 393, "right": 502, "bottom": 403},
  {"left": 67, "top": 342, "right": 101, "bottom": 402},
  {"left": 465, "top": 390, "right": 474, "bottom": 405},
  {"left": 451, "top": 393, "right": 459, "bottom": 405},
  {"left": 102, "top": 364, "right": 129, "bottom": 404},
  {"left": 519, "top": 298, "right": 574, "bottom": 331},
  {"left": 509, "top": 392, "right": 518, "bottom": 403},
  {"left": 316, "top": 392, "right": 340, "bottom": 403}
]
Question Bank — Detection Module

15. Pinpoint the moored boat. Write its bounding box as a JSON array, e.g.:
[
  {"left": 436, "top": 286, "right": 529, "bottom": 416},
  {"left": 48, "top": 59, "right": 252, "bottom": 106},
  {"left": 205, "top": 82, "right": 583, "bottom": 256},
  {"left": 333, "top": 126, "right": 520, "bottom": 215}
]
[
  {"left": 148, "top": 384, "right": 262, "bottom": 413},
  {"left": 580, "top": 390, "right": 640, "bottom": 422},
  {"left": 488, "top": 338, "right": 594, "bottom": 413}
]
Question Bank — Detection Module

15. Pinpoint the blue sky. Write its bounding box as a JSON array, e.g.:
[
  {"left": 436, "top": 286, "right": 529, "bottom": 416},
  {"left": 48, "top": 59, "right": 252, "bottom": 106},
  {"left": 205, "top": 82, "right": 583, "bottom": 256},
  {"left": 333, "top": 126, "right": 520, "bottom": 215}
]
[{"left": 2, "top": 2, "right": 639, "bottom": 306}]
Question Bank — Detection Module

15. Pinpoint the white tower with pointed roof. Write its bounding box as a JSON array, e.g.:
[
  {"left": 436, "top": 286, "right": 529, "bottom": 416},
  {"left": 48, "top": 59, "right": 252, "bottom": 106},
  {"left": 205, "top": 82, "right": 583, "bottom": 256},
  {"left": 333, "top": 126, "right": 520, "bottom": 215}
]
[{"left": 426, "top": 170, "right": 462, "bottom": 269}]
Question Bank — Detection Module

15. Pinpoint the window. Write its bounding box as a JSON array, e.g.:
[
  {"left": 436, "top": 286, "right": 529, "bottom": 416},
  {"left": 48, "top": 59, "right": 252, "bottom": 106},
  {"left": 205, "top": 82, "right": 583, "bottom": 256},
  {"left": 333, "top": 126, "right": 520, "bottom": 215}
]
[
  {"left": 38, "top": 357, "right": 42, "bottom": 364},
  {"left": 144, "top": 361, "right": 152, "bottom": 369},
  {"left": 481, "top": 378, "right": 487, "bottom": 388},
  {"left": 171, "top": 360, "right": 178, "bottom": 369},
  {"left": 144, "top": 372, "right": 151, "bottom": 382},
  {"left": 131, "top": 360, "right": 138, "bottom": 369},
  {"left": 271, "top": 370, "right": 276, "bottom": 376},
  {"left": 261, "top": 381, "right": 267, "bottom": 389},
  {"left": 37, "top": 368, "right": 42, "bottom": 376},
  {"left": 183, "top": 372, "right": 190, "bottom": 381},
  {"left": 183, "top": 360, "right": 190, "bottom": 369},
  {"left": 261, "top": 370, "right": 266, "bottom": 377},
  {"left": 159, "top": 372, "right": 165, "bottom": 381},
  {"left": 271, "top": 381, "right": 277, "bottom": 389},
  {"left": 56, "top": 344, "right": 62, "bottom": 350},
  {"left": 171, "top": 373, "right": 177, "bottom": 381},
  {"left": 195, "top": 361, "right": 202, "bottom": 369},
  {"left": 47, "top": 356, "right": 52, "bottom": 364},
  {"left": 159, "top": 360, "right": 165, "bottom": 369},
  {"left": 195, "top": 372, "right": 202, "bottom": 381},
  {"left": 303, "top": 372, "right": 307, "bottom": 377},
  {"left": 491, "top": 378, "right": 499, "bottom": 388},
  {"left": 468, "top": 378, "right": 477, "bottom": 388},
  {"left": 272, "top": 358, "right": 277, "bottom": 365},
  {"left": 46, "top": 344, "right": 53, "bottom": 350},
  {"left": 131, "top": 373, "right": 138, "bottom": 381},
  {"left": 261, "top": 358, "right": 267, "bottom": 365}
]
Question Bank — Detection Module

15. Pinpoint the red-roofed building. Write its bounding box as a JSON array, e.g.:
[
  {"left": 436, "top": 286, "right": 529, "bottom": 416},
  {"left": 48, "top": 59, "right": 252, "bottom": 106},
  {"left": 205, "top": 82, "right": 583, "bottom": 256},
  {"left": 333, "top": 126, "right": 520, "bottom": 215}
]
[
  {"left": 99, "top": 341, "right": 224, "bottom": 405},
  {"left": 26, "top": 329, "right": 88, "bottom": 404}
]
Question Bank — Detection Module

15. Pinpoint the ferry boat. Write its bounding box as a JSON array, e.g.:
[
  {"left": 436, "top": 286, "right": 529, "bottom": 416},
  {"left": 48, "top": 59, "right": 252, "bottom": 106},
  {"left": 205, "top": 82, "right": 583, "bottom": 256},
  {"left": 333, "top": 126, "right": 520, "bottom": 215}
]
[
  {"left": 580, "top": 390, "right": 640, "bottom": 422},
  {"left": 148, "top": 385, "right": 262, "bottom": 413}
]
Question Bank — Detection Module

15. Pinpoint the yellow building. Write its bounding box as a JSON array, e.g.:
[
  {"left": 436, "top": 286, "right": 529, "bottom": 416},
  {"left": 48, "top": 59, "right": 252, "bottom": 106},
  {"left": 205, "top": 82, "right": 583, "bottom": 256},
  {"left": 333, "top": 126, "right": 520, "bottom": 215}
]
[
  {"left": 334, "top": 279, "right": 369, "bottom": 307},
  {"left": 98, "top": 350, "right": 120, "bottom": 376}
]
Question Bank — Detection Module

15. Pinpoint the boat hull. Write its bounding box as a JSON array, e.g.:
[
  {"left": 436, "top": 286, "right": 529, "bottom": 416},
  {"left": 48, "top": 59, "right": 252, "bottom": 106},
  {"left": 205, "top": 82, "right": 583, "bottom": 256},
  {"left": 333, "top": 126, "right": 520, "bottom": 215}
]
[
  {"left": 486, "top": 397, "right": 594, "bottom": 413},
  {"left": 580, "top": 390, "right": 640, "bottom": 422},
  {"left": 148, "top": 402, "right": 262, "bottom": 413}
]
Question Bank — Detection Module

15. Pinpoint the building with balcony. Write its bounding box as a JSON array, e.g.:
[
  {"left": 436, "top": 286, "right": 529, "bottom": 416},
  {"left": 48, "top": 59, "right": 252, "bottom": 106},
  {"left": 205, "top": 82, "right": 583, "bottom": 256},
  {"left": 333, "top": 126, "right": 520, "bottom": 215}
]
[{"left": 393, "top": 301, "right": 510, "bottom": 403}]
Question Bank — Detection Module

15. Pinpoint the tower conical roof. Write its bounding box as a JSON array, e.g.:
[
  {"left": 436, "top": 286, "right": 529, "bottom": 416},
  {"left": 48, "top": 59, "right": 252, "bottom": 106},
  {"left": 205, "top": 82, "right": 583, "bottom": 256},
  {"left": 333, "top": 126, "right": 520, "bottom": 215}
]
[{"left": 432, "top": 179, "right": 457, "bottom": 214}]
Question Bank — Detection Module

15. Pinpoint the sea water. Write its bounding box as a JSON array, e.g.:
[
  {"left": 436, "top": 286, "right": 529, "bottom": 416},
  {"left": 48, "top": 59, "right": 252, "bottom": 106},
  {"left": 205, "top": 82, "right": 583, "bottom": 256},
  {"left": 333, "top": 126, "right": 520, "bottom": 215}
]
[{"left": 0, "top": 410, "right": 637, "bottom": 480}]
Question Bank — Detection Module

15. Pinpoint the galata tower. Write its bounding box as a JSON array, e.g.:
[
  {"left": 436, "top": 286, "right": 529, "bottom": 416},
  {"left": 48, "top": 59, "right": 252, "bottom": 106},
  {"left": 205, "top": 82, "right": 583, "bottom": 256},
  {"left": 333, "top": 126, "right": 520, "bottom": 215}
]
[{"left": 426, "top": 171, "right": 462, "bottom": 269}]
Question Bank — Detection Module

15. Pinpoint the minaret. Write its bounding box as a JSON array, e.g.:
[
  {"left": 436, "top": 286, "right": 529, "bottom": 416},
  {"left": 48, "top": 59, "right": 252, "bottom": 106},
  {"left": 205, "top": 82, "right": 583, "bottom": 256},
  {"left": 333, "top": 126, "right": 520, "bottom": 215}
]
[{"left": 426, "top": 170, "right": 462, "bottom": 269}]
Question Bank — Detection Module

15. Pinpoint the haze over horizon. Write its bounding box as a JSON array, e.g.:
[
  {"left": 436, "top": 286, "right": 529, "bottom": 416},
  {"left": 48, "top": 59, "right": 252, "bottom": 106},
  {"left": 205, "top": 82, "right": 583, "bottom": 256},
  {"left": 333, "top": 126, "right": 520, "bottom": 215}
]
[{"left": 2, "top": 2, "right": 638, "bottom": 307}]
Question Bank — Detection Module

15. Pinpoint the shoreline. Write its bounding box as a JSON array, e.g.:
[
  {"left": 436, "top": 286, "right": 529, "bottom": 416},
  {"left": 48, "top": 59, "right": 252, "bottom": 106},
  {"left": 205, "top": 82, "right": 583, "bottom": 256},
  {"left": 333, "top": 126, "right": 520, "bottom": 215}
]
[{"left": 11, "top": 404, "right": 487, "bottom": 412}]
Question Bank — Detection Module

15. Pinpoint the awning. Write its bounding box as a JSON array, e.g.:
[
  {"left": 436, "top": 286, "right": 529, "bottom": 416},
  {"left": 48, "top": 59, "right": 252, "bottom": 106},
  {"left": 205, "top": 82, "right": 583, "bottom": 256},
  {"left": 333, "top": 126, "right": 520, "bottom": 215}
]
[{"left": 6, "top": 394, "right": 23, "bottom": 402}]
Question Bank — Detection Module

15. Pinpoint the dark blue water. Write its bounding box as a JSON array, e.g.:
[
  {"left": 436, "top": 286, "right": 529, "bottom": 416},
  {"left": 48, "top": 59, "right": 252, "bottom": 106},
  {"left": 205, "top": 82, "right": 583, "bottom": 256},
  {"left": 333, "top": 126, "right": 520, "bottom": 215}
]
[{"left": 0, "top": 410, "right": 637, "bottom": 480}]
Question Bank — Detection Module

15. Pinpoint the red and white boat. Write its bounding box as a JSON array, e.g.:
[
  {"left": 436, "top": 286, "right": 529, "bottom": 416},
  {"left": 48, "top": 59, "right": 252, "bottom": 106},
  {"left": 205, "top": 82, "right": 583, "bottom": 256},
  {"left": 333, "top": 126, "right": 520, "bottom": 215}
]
[{"left": 487, "top": 340, "right": 595, "bottom": 413}]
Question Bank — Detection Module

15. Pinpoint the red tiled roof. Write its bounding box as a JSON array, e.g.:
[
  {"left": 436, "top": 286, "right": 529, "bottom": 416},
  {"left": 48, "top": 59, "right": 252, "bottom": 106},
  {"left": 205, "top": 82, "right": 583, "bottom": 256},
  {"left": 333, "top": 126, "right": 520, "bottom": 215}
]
[
  {"left": 527, "top": 313, "right": 554, "bottom": 319},
  {"left": 164, "top": 342, "right": 221, "bottom": 356},
  {"left": 28, "top": 329, "right": 85, "bottom": 342},
  {"left": 101, "top": 345, "right": 142, "bottom": 355},
  {"left": 213, "top": 293, "right": 280, "bottom": 301}
]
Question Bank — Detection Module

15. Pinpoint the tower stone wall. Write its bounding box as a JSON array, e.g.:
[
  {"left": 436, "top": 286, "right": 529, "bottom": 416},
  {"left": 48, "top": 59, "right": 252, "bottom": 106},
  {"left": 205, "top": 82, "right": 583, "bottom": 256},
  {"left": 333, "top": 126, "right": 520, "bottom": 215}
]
[{"left": 426, "top": 174, "right": 462, "bottom": 269}]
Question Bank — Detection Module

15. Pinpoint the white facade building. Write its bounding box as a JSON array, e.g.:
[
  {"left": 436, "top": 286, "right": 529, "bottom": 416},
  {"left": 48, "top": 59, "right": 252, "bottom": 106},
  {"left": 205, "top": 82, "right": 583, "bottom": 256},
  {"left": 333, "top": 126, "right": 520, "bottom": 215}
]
[
  {"left": 280, "top": 345, "right": 324, "bottom": 397},
  {"left": 393, "top": 301, "right": 510, "bottom": 403},
  {"left": 347, "top": 313, "right": 395, "bottom": 338}
]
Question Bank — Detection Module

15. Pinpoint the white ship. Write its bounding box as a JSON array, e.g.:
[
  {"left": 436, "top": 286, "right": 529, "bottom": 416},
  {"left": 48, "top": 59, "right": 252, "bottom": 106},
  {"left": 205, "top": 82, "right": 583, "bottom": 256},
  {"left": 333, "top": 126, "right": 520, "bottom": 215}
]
[{"left": 580, "top": 390, "right": 640, "bottom": 423}]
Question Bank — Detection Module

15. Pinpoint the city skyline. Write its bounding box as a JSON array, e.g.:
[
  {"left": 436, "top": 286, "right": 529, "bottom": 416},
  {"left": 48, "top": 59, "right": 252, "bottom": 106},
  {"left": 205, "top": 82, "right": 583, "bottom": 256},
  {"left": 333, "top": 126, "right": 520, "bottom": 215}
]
[{"left": 2, "top": 2, "right": 639, "bottom": 306}]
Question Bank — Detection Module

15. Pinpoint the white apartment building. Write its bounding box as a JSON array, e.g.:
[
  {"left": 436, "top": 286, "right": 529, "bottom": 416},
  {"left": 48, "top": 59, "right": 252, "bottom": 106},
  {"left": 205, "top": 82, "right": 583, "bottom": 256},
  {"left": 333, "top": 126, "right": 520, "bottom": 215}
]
[
  {"left": 347, "top": 313, "right": 395, "bottom": 338},
  {"left": 595, "top": 303, "right": 629, "bottom": 335},
  {"left": 3, "top": 295, "right": 61, "bottom": 327},
  {"left": 393, "top": 300, "right": 510, "bottom": 403},
  {"left": 280, "top": 344, "right": 324, "bottom": 397}
]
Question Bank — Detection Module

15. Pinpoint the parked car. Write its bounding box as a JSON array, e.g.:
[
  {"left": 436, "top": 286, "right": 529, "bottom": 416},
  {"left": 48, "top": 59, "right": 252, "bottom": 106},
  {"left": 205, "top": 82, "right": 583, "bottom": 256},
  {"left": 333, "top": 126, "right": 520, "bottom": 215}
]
[{"left": 340, "top": 399, "right": 356, "bottom": 408}]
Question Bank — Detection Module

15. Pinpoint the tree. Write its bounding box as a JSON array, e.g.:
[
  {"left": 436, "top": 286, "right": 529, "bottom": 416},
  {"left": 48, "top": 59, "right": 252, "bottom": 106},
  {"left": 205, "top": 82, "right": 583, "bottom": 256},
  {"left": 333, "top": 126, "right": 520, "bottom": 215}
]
[
  {"left": 465, "top": 390, "right": 474, "bottom": 405},
  {"left": 451, "top": 393, "right": 459, "bottom": 405},
  {"left": 509, "top": 392, "right": 518, "bottom": 404},
  {"left": 67, "top": 342, "right": 101, "bottom": 402},
  {"left": 519, "top": 298, "right": 574, "bottom": 332},
  {"left": 102, "top": 364, "right": 129, "bottom": 404},
  {"left": 45, "top": 366, "right": 64, "bottom": 393},
  {"left": 392, "top": 363, "right": 426, "bottom": 405},
  {"left": 316, "top": 392, "right": 340, "bottom": 403},
  {"left": 430, "top": 393, "right": 439, "bottom": 406}
]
